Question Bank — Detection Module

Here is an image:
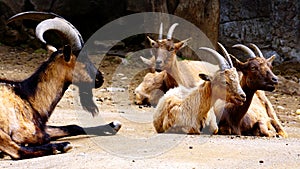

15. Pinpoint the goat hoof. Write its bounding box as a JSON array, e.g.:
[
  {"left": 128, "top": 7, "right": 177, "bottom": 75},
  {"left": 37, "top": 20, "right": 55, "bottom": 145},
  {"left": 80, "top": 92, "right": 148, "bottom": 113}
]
[
  {"left": 62, "top": 144, "right": 73, "bottom": 153},
  {"left": 109, "top": 121, "right": 122, "bottom": 132},
  {"left": 56, "top": 142, "right": 72, "bottom": 153}
]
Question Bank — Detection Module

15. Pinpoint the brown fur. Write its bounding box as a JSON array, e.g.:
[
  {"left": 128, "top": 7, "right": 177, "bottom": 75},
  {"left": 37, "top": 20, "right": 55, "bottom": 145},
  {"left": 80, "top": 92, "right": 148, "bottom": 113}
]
[
  {"left": 135, "top": 37, "right": 218, "bottom": 105},
  {"left": 215, "top": 53, "right": 287, "bottom": 137},
  {"left": 0, "top": 46, "right": 75, "bottom": 159}
]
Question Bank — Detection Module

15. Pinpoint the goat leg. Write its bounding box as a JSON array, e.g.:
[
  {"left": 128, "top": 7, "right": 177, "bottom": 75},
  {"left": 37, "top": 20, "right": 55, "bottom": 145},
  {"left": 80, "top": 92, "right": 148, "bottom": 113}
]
[
  {"left": 46, "top": 121, "right": 122, "bottom": 140},
  {"left": 18, "top": 142, "right": 71, "bottom": 159}
]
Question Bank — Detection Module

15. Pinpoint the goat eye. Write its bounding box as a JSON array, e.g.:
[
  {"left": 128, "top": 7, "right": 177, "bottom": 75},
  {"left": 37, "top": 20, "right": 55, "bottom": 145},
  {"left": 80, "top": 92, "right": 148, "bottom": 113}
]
[{"left": 251, "top": 66, "right": 256, "bottom": 71}]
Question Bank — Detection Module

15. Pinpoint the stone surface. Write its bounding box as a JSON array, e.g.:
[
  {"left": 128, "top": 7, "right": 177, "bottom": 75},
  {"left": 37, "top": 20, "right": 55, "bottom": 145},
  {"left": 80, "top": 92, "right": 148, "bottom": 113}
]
[
  {"left": 0, "top": 0, "right": 298, "bottom": 62},
  {"left": 219, "top": 0, "right": 299, "bottom": 62}
]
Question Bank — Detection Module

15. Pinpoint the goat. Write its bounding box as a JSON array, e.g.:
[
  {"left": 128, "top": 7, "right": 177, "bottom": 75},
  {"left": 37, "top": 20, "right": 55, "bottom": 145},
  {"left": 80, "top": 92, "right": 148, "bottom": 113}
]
[
  {"left": 6, "top": 11, "right": 122, "bottom": 142},
  {"left": 153, "top": 47, "right": 246, "bottom": 134},
  {"left": 7, "top": 11, "right": 104, "bottom": 116},
  {"left": 0, "top": 13, "right": 121, "bottom": 159},
  {"left": 135, "top": 23, "right": 219, "bottom": 105},
  {"left": 0, "top": 45, "right": 76, "bottom": 159},
  {"left": 134, "top": 70, "right": 167, "bottom": 105},
  {"left": 214, "top": 44, "right": 287, "bottom": 137}
]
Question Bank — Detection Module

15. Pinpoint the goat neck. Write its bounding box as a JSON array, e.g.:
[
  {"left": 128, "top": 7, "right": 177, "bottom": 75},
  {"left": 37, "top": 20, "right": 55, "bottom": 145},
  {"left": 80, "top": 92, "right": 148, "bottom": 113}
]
[{"left": 17, "top": 50, "right": 75, "bottom": 123}]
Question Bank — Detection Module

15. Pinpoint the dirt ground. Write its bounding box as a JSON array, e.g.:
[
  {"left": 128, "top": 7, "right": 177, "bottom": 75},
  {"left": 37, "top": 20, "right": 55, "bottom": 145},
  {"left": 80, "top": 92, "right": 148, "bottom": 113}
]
[{"left": 0, "top": 45, "right": 299, "bottom": 168}]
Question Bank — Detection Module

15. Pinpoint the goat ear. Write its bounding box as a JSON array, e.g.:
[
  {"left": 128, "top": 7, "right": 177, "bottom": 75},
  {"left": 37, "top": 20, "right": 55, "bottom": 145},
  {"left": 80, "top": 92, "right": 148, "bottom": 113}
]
[
  {"left": 174, "top": 37, "right": 191, "bottom": 50},
  {"left": 63, "top": 45, "right": 72, "bottom": 62},
  {"left": 199, "top": 73, "right": 211, "bottom": 81},
  {"left": 229, "top": 54, "right": 245, "bottom": 71},
  {"left": 140, "top": 56, "right": 155, "bottom": 66},
  {"left": 147, "top": 36, "right": 158, "bottom": 47},
  {"left": 267, "top": 55, "right": 276, "bottom": 64},
  {"left": 46, "top": 45, "right": 57, "bottom": 55}
]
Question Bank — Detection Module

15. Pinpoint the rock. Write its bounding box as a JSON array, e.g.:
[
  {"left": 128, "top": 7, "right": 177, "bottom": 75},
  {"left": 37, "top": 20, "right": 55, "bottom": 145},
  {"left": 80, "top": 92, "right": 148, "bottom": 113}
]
[
  {"left": 296, "top": 109, "right": 300, "bottom": 115},
  {"left": 277, "top": 106, "right": 285, "bottom": 110},
  {"left": 106, "top": 87, "right": 126, "bottom": 92}
]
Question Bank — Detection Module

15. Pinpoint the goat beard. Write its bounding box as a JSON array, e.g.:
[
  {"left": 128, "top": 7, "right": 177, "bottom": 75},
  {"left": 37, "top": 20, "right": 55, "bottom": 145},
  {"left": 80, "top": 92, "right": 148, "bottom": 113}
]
[{"left": 78, "top": 84, "right": 99, "bottom": 117}]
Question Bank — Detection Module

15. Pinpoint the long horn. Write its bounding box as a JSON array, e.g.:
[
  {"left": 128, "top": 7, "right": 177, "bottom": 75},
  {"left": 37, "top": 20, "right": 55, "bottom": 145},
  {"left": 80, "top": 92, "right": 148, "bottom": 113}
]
[
  {"left": 217, "top": 42, "right": 233, "bottom": 68},
  {"left": 7, "top": 11, "right": 60, "bottom": 24},
  {"left": 249, "top": 43, "right": 264, "bottom": 58},
  {"left": 232, "top": 44, "right": 256, "bottom": 58},
  {"left": 199, "top": 47, "right": 230, "bottom": 70},
  {"left": 167, "top": 23, "right": 179, "bottom": 40},
  {"left": 36, "top": 18, "right": 83, "bottom": 55},
  {"left": 158, "top": 22, "right": 163, "bottom": 40},
  {"left": 7, "top": 11, "right": 83, "bottom": 55}
]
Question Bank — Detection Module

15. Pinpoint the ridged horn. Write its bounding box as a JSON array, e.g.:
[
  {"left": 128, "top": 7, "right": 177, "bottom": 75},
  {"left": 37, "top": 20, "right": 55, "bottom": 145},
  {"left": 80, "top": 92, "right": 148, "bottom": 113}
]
[
  {"left": 158, "top": 22, "right": 163, "bottom": 40},
  {"left": 7, "top": 11, "right": 60, "bottom": 24},
  {"left": 217, "top": 42, "right": 233, "bottom": 68},
  {"left": 199, "top": 47, "right": 230, "bottom": 70},
  {"left": 36, "top": 18, "right": 83, "bottom": 55},
  {"left": 232, "top": 44, "right": 256, "bottom": 58},
  {"left": 7, "top": 11, "right": 84, "bottom": 55},
  {"left": 167, "top": 23, "right": 179, "bottom": 40},
  {"left": 249, "top": 43, "right": 264, "bottom": 58}
]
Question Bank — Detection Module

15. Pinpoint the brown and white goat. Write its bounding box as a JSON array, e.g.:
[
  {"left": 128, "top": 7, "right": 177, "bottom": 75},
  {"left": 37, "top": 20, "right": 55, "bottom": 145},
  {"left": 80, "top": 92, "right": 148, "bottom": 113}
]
[
  {"left": 153, "top": 47, "right": 246, "bottom": 134},
  {"left": 135, "top": 23, "right": 219, "bottom": 105},
  {"left": 214, "top": 44, "right": 287, "bottom": 137}
]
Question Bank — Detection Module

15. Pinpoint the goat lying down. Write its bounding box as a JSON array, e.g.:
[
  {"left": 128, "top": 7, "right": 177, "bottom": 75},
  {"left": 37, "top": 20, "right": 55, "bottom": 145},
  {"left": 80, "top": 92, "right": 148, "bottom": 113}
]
[
  {"left": 214, "top": 44, "right": 287, "bottom": 137},
  {"left": 135, "top": 23, "right": 219, "bottom": 106},
  {"left": 0, "top": 12, "right": 121, "bottom": 159},
  {"left": 153, "top": 47, "right": 246, "bottom": 134}
]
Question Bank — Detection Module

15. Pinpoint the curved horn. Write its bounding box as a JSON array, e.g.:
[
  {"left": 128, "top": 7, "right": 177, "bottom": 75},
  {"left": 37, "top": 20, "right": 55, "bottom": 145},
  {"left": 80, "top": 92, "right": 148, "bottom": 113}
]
[
  {"left": 7, "top": 11, "right": 60, "bottom": 24},
  {"left": 217, "top": 42, "right": 233, "bottom": 68},
  {"left": 36, "top": 17, "right": 84, "bottom": 55},
  {"left": 7, "top": 11, "right": 83, "bottom": 55},
  {"left": 249, "top": 43, "right": 264, "bottom": 58},
  {"left": 158, "top": 22, "right": 163, "bottom": 40},
  {"left": 199, "top": 47, "right": 230, "bottom": 70},
  {"left": 232, "top": 44, "right": 256, "bottom": 58},
  {"left": 167, "top": 23, "right": 179, "bottom": 40}
]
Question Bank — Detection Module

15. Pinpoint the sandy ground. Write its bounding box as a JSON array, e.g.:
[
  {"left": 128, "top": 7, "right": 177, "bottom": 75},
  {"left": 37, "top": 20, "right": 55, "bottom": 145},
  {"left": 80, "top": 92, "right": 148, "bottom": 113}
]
[{"left": 0, "top": 45, "right": 299, "bottom": 168}]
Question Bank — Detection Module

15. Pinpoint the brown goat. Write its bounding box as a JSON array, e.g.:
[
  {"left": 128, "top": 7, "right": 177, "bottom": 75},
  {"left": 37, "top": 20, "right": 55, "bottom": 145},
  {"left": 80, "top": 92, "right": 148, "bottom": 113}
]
[
  {"left": 0, "top": 45, "right": 76, "bottom": 159},
  {"left": 0, "top": 12, "right": 121, "bottom": 159},
  {"left": 7, "top": 11, "right": 104, "bottom": 116},
  {"left": 153, "top": 47, "right": 246, "bottom": 134},
  {"left": 135, "top": 23, "right": 219, "bottom": 105},
  {"left": 6, "top": 12, "right": 122, "bottom": 142},
  {"left": 214, "top": 44, "right": 287, "bottom": 137}
]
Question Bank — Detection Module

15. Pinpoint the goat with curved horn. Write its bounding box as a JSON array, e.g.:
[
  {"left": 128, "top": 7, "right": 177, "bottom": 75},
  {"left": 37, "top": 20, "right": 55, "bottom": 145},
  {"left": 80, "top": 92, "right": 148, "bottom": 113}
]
[
  {"left": 249, "top": 43, "right": 264, "bottom": 58},
  {"left": 7, "top": 11, "right": 103, "bottom": 111},
  {"left": 5, "top": 12, "right": 121, "bottom": 147},
  {"left": 232, "top": 44, "right": 256, "bottom": 58},
  {"left": 167, "top": 23, "right": 179, "bottom": 40}
]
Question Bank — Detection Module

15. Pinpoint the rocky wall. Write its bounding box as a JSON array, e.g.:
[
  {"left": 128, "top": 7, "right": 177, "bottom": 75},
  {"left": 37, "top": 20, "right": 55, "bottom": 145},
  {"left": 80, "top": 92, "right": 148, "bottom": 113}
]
[{"left": 219, "top": 0, "right": 299, "bottom": 63}]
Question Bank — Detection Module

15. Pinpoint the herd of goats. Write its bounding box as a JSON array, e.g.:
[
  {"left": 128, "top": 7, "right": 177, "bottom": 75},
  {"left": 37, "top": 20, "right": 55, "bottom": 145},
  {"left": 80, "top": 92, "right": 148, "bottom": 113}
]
[{"left": 0, "top": 11, "right": 288, "bottom": 160}]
